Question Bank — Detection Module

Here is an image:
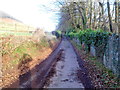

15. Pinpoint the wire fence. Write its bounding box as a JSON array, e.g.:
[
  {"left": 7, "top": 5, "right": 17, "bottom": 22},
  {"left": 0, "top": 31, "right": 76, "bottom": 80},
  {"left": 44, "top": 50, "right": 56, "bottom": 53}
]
[{"left": 0, "top": 18, "right": 35, "bottom": 34}]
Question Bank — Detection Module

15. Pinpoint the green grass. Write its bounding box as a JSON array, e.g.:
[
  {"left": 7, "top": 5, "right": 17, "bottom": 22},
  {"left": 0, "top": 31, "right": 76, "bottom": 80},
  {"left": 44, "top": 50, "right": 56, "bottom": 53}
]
[
  {"left": 9, "top": 39, "right": 50, "bottom": 66},
  {"left": 0, "top": 21, "right": 35, "bottom": 31},
  {"left": 71, "top": 41, "right": 82, "bottom": 50},
  {"left": 0, "top": 21, "right": 35, "bottom": 36},
  {"left": 40, "top": 39, "right": 50, "bottom": 47},
  {"left": 0, "top": 31, "right": 32, "bottom": 37}
]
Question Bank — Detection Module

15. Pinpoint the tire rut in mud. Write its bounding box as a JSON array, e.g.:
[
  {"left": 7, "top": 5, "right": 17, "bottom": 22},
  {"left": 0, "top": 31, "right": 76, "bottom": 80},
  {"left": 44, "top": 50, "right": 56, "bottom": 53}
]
[
  {"left": 5, "top": 41, "right": 62, "bottom": 88},
  {"left": 43, "top": 49, "right": 65, "bottom": 88}
]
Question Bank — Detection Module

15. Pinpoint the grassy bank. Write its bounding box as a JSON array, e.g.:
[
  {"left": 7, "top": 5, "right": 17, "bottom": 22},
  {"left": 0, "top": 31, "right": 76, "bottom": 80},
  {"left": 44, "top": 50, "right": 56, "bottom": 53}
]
[{"left": 1, "top": 34, "right": 59, "bottom": 87}]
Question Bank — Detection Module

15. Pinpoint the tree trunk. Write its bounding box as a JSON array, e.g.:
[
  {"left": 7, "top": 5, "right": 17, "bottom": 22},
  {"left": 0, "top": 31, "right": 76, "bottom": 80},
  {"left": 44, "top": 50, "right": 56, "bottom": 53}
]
[
  {"left": 99, "top": 2, "right": 105, "bottom": 30},
  {"left": 77, "top": 2, "right": 87, "bottom": 30},
  {"left": 89, "top": 0, "right": 92, "bottom": 29},
  {"left": 118, "top": 2, "right": 120, "bottom": 33},
  {"left": 93, "top": 2, "right": 96, "bottom": 29},
  {"left": 107, "top": 0, "right": 113, "bottom": 32},
  {"left": 115, "top": 0, "right": 118, "bottom": 23}
]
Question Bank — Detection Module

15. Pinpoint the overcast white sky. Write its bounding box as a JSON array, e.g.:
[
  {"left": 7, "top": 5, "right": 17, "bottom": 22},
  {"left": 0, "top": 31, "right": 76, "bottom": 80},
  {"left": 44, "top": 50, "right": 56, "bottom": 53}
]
[
  {"left": 0, "top": 0, "right": 58, "bottom": 32},
  {"left": 0, "top": 0, "right": 115, "bottom": 32}
]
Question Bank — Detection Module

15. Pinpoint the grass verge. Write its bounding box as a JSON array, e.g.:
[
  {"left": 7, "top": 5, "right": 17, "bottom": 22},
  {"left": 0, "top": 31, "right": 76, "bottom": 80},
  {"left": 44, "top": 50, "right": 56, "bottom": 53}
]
[{"left": 1, "top": 35, "right": 58, "bottom": 88}]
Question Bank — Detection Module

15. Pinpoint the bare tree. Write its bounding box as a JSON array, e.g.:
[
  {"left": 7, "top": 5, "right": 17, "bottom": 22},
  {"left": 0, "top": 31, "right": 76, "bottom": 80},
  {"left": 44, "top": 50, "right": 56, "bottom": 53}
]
[
  {"left": 54, "top": 0, "right": 118, "bottom": 33},
  {"left": 115, "top": 0, "right": 118, "bottom": 23},
  {"left": 107, "top": 0, "right": 113, "bottom": 32},
  {"left": 89, "top": 0, "right": 93, "bottom": 29}
]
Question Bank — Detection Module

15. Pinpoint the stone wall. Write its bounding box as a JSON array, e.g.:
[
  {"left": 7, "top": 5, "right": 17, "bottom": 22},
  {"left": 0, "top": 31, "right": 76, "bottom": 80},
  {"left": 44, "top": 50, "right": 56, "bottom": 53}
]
[
  {"left": 90, "top": 45, "right": 96, "bottom": 56},
  {"left": 73, "top": 38, "right": 81, "bottom": 45},
  {"left": 73, "top": 34, "right": 120, "bottom": 77},
  {"left": 103, "top": 34, "right": 120, "bottom": 77},
  {"left": 89, "top": 34, "right": 120, "bottom": 77}
]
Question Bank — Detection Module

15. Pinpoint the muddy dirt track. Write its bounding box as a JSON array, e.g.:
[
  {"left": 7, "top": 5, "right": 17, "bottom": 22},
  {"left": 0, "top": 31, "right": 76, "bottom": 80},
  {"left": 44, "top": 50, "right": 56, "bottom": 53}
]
[
  {"left": 5, "top": 38, "right": 93, "bottom": 89},
  {"left": 44, "top": 38, "right": 85, "bottom": 88}
]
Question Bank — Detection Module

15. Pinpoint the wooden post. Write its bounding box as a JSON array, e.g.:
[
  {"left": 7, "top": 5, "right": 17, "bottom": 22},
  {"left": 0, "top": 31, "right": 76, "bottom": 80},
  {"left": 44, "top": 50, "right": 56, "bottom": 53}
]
[{"left": 15, "top": 23, "right": 17, "bottom": 31}]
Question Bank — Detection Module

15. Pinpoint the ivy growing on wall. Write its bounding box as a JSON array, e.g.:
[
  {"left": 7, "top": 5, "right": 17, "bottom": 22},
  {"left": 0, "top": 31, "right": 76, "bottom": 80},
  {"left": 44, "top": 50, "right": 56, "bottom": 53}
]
[{"left": 68, "top": 29, "right": 111, "bottom": 51}]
